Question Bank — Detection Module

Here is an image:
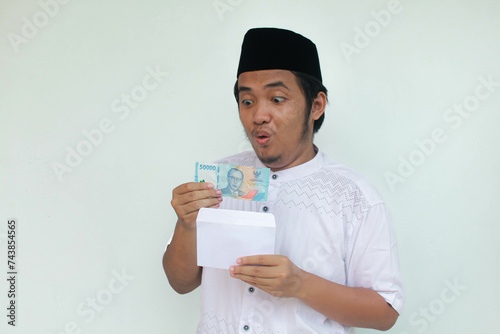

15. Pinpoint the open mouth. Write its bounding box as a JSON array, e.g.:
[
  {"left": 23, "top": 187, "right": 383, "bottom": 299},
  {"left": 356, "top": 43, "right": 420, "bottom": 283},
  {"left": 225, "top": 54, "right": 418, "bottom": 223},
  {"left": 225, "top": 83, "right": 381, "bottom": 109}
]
[{"left": 255, "top": 133, "right": 271, "bottom": 146}]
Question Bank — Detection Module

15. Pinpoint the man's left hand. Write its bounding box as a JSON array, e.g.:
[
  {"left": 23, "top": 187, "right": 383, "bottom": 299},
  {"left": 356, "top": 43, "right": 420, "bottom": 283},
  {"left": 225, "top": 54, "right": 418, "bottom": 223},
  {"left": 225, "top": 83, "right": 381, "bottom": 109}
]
[{"left": 229, "top": 255, "right": 306, "bottom": 298}]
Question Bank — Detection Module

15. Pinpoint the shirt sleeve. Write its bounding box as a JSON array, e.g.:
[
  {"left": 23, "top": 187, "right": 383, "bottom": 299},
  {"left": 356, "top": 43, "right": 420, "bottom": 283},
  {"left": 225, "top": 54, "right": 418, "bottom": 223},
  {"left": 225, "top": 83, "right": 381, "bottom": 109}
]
[
  {"left": 165, "top": 233, "right": 173, "bottom": 252},
  {"left": 345, "top": 203, "right": 405, "bottom": 314}
]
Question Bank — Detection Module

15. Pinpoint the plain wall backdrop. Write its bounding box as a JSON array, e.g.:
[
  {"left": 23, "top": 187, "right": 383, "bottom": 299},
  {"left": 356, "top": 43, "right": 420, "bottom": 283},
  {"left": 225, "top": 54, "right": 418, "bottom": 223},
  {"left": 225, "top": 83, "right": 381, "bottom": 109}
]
[{"left": 1, "top": 0, "right": 499, "bottom": 333}]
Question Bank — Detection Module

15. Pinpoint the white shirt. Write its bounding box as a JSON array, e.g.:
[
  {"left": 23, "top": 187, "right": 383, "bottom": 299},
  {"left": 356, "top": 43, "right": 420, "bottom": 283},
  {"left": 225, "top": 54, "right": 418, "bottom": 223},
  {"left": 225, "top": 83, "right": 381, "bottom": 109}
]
[{"left": 192, "top": 148, "right": 404, "bottom": 334}]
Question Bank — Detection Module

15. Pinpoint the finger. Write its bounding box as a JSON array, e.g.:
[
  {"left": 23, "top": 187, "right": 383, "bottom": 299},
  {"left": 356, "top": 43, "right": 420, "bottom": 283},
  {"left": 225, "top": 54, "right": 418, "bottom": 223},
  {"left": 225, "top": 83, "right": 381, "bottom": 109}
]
[
  {"left": 229, "top": 264, "right": 278, "bottom": 279},
  {"left": 180, "top": 199, "right": 222, "bottom": 226},
  {"left": 173, "top": 182, "right": 214, "bottom": 196},
  {"left": 180, "top": 197, "right": 222, "bottom": 216},
  {"left": 206, "top": 202, "right": 222, "bottom": 209},
  {"left": 230, "top": 272, "right": 274, "bottom": 287},
  {"left": 175, "top": 188, "right": 222, "bottom": 206},
  {"left": 172, "top": 185, "right": 221, "bottom": 213},
  {"left": 237, "top": 255, "right": 284, "bottom": 266}
]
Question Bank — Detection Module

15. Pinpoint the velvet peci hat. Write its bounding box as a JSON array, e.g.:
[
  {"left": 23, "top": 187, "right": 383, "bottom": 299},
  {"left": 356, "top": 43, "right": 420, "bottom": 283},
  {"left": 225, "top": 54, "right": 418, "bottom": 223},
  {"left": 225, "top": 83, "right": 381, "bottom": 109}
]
[{"left": 236, "top": 27, "right": 322, "bottom": 82}]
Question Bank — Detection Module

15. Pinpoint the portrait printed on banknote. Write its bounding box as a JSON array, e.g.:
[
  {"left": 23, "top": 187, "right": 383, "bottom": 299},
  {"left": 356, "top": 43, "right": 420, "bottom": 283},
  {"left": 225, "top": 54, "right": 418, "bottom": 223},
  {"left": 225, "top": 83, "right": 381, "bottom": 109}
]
[
  {"left": 220, "top": 168, "right": 245, "bottom": 198},
  {"left": 195, "top": 163, "right": 270, "bottom": 201}
]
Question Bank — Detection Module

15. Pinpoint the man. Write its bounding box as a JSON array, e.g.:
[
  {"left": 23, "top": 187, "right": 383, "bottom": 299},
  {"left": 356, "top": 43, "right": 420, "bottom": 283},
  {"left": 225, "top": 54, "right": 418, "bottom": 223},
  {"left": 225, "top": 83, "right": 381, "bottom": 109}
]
[
  {"left": 220, "top": 168, "right": 245, "bottom": 198},
  {"left": 163, "top": 27, "right": 404, "bottom": 333}
]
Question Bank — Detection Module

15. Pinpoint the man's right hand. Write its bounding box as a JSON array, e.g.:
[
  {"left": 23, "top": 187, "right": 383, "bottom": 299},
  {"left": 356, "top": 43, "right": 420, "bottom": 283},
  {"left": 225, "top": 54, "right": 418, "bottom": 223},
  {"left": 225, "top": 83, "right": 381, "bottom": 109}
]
[
  {"left": 165, "top": 182, "right": 220, "bottom": 293},
  {"left": 171, "top": 182, "right": 222, "bottom": 229}
]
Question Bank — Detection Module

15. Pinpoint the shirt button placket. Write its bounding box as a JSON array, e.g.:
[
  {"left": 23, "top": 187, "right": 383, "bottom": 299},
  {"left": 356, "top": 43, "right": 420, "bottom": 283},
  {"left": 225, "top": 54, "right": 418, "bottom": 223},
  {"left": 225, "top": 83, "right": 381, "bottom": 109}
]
[
  {"left": 239, "top": 282, "right": 257, "bottom": 333},
  {"left": 264, "top": 174, "right": 278, "bottom": 213}
]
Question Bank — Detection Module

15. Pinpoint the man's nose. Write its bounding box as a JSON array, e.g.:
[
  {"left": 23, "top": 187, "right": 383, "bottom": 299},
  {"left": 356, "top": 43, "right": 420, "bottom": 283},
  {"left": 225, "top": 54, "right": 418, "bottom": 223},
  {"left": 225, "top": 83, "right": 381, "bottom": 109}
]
[{"left": 253, "top": 102, "right": 272, "bottom": 125}]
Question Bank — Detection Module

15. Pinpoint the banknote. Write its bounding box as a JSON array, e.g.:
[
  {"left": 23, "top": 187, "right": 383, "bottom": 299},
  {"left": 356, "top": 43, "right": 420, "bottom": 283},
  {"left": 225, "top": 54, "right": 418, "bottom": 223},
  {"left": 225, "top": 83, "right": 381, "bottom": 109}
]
[{"left": 195, "top": 162, "right": 270, "bottom": 201}]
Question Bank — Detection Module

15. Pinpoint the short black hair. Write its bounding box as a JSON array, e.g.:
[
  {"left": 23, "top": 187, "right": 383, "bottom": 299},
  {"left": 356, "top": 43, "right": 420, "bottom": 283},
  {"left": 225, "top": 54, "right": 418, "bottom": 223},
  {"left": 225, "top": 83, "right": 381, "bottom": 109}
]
[
  {"left": 233, "top": 71, "right": 328, "bottom": 133},
  {"left": 291, "top": 71, "right": 328, "bottom": 134}
]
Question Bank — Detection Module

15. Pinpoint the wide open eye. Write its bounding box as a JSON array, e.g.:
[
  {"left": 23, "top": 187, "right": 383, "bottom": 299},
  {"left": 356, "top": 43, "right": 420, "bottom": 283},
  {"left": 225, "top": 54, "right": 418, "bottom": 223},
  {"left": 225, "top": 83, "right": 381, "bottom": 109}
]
[{"left": 241, "top": 99, "right": 253, "bottom": 106}]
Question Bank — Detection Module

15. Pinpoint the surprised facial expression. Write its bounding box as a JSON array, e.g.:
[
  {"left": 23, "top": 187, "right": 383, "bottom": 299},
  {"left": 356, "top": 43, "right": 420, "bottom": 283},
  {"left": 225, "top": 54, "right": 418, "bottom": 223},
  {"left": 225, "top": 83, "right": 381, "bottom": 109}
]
[{"left": 237, "top": 70, "right": 321, "bottom": 171}]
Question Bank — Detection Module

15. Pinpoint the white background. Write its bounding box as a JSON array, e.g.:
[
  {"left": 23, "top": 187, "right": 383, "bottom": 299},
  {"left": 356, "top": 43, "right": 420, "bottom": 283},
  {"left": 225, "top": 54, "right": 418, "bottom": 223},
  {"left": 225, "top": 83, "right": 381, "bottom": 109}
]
[{"left": 1, "top": 0, "right": 499, "bottom": 333}]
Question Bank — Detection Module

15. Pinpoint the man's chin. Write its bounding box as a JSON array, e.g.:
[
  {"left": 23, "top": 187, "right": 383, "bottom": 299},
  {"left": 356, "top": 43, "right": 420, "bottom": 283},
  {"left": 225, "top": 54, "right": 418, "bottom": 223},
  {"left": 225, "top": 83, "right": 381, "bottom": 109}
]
[
  {"left": 256, "top": 152, "right": 281, "bottom": 167},
  {"left": 251, "top": 143, "right": 281, "bottom": 166}
]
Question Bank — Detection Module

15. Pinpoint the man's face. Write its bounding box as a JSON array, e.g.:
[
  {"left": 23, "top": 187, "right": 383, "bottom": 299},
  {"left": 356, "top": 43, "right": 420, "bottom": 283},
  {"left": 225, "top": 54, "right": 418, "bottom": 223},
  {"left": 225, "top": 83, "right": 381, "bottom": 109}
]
[
  {"left": 228, "top": 169, "right": 243, "bottom": 192},
  {"left": 237, "top": 69, "right": 321, "bottom": 171}
]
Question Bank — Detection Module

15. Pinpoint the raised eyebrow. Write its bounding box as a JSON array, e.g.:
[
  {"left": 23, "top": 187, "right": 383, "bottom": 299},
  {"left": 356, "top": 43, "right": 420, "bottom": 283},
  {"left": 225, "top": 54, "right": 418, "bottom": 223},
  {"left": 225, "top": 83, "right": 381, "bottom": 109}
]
[
  {"left": 264, "top": 81, "right": 290, "bottom": 91},
  {"left": 238, "top": 86, "right": 252, "bottom": 95},
  {"left": 237, "top": 81, "right": 290, "bottom": 94}
]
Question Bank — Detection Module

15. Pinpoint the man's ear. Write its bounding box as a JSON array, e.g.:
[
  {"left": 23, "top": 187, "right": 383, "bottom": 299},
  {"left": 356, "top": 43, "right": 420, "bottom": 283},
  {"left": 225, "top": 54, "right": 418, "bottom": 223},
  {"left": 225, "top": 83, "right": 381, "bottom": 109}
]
[{"left": 311, "top": 91, "right": 327, "bottom": 121}]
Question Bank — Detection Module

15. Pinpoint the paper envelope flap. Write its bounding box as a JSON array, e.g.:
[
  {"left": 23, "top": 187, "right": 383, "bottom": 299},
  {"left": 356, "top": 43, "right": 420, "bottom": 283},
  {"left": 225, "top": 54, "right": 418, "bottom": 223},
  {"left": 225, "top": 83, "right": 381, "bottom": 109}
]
[{"left": 197, "top": 208, "right": 275, "bottom": 227}]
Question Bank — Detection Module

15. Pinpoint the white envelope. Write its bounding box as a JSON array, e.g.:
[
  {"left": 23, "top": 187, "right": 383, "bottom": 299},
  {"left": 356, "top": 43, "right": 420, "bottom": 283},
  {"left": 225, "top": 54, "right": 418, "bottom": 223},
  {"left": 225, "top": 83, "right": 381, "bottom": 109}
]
[{"left": 196, "top": 208, "right": 276, "bottom": 270}]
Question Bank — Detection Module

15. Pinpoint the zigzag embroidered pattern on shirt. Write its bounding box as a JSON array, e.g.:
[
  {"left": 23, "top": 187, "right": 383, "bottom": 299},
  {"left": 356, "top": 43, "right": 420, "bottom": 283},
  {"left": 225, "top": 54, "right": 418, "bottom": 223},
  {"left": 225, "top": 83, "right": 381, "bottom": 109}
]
[
  {"left": 275, "top": 169, "right": 371, "bottom": 233},
  {"left": 198, "top": 311, "right": 239, "bottom": 334}
]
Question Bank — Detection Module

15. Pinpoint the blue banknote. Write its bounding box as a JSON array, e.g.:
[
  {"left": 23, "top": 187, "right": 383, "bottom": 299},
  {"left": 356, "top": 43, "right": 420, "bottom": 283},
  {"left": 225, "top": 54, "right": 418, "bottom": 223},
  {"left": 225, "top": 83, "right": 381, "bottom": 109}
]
[{"left": 195, "top": 162, "right": 270, "bottom": 201}]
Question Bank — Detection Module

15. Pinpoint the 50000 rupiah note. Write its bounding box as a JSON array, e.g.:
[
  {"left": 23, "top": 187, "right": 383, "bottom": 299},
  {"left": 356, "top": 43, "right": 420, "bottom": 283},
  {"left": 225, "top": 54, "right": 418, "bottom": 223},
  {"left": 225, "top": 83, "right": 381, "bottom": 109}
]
[{"left": 195, "top": 163, "right": 270, "bottom": 201}]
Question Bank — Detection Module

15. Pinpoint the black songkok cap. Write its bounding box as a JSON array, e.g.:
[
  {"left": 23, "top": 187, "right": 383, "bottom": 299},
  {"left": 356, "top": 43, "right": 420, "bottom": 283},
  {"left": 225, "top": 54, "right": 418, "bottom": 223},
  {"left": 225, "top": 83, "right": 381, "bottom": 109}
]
[{"left": 237, "top": 27, "right": 322, "bottom": 82}]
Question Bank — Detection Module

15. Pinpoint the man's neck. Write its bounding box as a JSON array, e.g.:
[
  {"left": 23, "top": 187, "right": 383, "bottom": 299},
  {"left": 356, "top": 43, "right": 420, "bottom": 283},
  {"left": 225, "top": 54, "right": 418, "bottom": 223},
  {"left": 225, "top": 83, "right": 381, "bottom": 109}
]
[{"left": 268, "top": 144, "right": 318, "bottom": 172}]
